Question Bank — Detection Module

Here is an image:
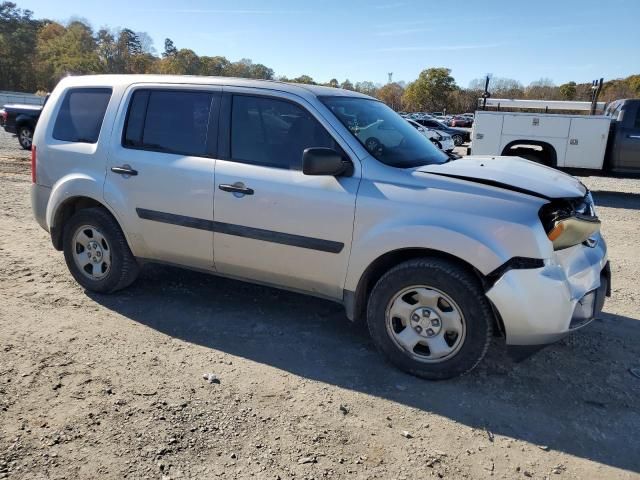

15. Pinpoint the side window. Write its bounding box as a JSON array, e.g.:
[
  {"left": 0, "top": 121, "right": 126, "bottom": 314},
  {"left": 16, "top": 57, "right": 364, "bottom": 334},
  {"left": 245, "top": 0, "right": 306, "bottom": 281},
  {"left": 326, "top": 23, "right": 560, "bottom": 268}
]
[
  {"left": 634, "top": 107, "right": 640, "bottom": 129},
  {"left": 123, "top": 89, "right": 214, "bottom": 156},
  {"left": 52, "top": 88, "right": 112, "bottom": 143},
  {"left": 231, "top": 95, "right": 338, "bottom": 169}
]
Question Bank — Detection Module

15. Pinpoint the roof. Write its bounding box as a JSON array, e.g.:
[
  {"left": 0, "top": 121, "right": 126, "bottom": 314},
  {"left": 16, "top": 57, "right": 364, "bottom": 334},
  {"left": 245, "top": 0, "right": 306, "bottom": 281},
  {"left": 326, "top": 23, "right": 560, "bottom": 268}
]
[{"left": 57, "top": 74, "right": 373, "bottom": 100}]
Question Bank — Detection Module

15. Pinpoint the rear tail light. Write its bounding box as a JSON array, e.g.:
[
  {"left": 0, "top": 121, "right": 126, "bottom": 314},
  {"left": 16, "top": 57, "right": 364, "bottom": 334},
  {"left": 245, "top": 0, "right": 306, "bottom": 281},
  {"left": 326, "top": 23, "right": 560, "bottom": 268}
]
[
  {"left": 31, "top": 145, "right": 36, "bottom": 183},
  {"left": 0, "top": 110, "right": 7, "bottom": 123}
]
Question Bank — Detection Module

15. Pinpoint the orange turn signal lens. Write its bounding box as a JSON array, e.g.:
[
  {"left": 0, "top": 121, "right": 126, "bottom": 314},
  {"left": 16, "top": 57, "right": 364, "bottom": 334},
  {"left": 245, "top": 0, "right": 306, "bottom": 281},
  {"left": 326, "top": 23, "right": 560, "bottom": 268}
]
[{"left": 547, "top": 222, "right": 565, "bottom": 241}]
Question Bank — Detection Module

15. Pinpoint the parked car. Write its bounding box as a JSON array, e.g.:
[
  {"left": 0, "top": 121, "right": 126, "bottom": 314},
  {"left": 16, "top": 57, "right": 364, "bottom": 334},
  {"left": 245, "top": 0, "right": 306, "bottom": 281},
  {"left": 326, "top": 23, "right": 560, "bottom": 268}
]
[
  {"left": 31, "top": 75, "right": 609, "bottom": 379},
  {"left": 450, "top": 115, "right": 473, "bottom": 128},
  {"left": 1, "top": 103, "right": 43, "bottom": 150},
  {"left": 414, "top": 118, "right": 470, "bottom": 146},
  {"left": 406, "top": 119, "right": 454, "bottom": 152}
]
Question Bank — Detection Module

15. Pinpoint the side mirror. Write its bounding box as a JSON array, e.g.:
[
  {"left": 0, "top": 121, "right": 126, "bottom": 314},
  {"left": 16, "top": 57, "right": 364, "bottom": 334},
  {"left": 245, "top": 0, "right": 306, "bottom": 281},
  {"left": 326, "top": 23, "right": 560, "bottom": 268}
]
[{"left": 302, "top": 148, "right": 352, "bottom": 176}]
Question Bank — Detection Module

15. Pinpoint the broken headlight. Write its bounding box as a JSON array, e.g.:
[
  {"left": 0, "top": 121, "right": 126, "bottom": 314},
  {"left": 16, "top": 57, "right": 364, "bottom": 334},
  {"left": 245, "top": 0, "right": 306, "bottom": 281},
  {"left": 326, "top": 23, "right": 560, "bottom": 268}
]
[{"left": 539, "top": 192, "right": 600, "bottom": 250}]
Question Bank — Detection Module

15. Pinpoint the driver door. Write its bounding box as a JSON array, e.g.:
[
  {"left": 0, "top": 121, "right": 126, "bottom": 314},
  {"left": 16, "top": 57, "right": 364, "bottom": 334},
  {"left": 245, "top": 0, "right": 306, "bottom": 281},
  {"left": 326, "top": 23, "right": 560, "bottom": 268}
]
[{"left": 212, "top": 91, "right": 360, "bottom": 299}]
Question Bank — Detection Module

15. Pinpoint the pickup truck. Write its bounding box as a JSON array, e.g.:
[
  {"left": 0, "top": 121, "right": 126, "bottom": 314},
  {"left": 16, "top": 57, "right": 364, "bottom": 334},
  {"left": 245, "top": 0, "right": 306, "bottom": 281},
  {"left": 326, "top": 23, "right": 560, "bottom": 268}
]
[
  {"left": 1, "top": 103, "right": 44, "bottom": 150},
  {"left": 470, "top": 98, "right": 640, "bottom": 173}
]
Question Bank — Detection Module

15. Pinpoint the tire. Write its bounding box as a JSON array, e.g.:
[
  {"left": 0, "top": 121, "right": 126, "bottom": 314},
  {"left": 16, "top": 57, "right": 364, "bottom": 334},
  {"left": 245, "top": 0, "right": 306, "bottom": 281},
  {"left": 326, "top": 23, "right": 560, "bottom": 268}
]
[
  {"left": 62, "top": 207, "right": 139, "bottom": 293},
  {"left": 367, "top": 258, "right": 493, "bottom": 380},
  {"left": 452, "top": 134, "right": 463, "bottom": 146},
  {"left": 18, "top": 125, "right": 33, "bottom": 150}
]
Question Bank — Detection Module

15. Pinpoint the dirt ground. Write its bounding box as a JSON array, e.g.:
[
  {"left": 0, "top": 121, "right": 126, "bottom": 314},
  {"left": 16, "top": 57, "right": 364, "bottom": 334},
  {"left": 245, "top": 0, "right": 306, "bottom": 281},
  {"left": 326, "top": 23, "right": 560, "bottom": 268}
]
[{"left": 0, "top": 129, "right": 639, "bottom": 479}]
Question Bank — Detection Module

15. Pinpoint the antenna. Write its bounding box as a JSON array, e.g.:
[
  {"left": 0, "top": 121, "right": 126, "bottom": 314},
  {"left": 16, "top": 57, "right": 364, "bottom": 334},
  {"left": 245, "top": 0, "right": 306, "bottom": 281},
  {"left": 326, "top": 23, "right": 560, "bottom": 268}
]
[{"left": 388, "top": 72, "right": 393, "bottom": 84}]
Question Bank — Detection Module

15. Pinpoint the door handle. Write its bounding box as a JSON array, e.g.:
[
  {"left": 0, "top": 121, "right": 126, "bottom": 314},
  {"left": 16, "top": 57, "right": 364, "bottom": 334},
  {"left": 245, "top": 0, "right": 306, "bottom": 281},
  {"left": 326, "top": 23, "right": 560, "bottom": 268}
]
[
  {"left": 111, "top": 165, "right": 138, "bottom": 176},
  {"left": 219, "top": 183, "right": 254, "bottom": 195}
]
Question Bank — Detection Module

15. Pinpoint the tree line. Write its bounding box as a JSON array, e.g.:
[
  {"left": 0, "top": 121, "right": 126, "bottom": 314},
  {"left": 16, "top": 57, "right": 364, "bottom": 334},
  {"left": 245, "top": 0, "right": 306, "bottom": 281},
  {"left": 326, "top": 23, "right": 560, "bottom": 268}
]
[{"left": 1, "top": 2, "right": 638, "bottom": 114}]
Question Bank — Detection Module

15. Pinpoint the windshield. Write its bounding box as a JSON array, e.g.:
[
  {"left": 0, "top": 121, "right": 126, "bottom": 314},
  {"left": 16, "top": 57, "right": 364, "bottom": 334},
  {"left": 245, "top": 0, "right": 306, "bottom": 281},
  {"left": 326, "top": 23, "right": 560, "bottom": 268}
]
[{"left": 320, "top": 97, "right": 449, "bottom": 168}]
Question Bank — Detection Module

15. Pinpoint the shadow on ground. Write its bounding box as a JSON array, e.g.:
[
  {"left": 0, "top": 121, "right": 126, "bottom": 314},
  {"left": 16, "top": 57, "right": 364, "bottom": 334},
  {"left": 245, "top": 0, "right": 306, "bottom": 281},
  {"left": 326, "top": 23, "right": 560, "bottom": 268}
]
[
  {"left": 592, "top": 190, "right": 640, "bottom": 210},
  {"left": 89, "top": 264, "right": 640, "bottom": 473}
]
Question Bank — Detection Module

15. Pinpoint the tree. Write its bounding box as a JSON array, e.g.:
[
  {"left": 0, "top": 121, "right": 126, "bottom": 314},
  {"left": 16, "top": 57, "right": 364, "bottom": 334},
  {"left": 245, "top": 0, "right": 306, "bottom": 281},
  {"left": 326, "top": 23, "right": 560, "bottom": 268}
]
[
  {"left": 199, "top": 55, "right": 230, "bottom": 76},
  {"left": 355, "top": 80, "right": 377, "bottom": 97},
  {"left": 0, "top": 2, "right": 41, "bottom": 91},
  {"left": 340, "top": 79, "right": 354, "bottom": 90},
  {"left": 559, "top": 81, "right": 577, "bottom": 100},
  {"left": 402, "top": 67, "right": 456, "bottom": 111},
  {"left": 246, "top": 62, "right": 274, "bottom": 80},
  {"left": 328, "top": 78, "right": 339, "bottom": 88},
  {"left": 36, "top": 20, "right": 101, "bottom": 88},
  {"left": 158, "top": 48, "right": 200, "bottom": 75},
  {"left": 113, "top": 28, "right": 144, "bottom": 73},
  {"left": 376, "top": 82, "right": 404, "bottom": 110},
  {"left": 95, "top": 28, "right": 118, "bottom": 73},
  {"left": 162, "top": 38, "right": 177, "bottom": 58},
  {"left": 291, "top": 75, "right": 315, "bottom": 84},
  {"left": 526, "top": 78, "right": 559, "bottom": 100},
  {"left": 136, "top": 31, "right": 154, "bottom": 54}
]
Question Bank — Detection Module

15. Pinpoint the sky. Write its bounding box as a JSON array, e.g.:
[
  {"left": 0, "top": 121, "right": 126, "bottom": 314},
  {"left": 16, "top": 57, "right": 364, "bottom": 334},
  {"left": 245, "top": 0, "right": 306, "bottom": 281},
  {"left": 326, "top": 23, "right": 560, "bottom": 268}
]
[{"left": 19, "top": 0, "right": 640, "bottom": 88}]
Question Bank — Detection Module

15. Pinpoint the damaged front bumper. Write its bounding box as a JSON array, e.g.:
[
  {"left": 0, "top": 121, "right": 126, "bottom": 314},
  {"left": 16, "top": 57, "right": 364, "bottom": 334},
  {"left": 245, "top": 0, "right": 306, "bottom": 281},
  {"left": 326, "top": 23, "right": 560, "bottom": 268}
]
[{"left": 486, "top": 232, "right": 610, "bottom": 352}]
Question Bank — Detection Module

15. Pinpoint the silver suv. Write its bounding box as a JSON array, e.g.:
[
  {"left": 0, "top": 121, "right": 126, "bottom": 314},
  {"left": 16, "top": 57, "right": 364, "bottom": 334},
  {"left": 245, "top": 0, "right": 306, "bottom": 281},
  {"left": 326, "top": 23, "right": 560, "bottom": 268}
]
[{"left": 31, "top": 75, "right": 610, "bottom": 379}]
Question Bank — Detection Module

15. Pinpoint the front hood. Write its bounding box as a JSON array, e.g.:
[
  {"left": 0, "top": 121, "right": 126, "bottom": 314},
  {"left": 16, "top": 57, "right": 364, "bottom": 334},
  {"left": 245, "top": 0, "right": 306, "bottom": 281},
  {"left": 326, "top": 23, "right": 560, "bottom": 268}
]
[{"left": 417, "top": 156, "right": 586, "bottom": 199}]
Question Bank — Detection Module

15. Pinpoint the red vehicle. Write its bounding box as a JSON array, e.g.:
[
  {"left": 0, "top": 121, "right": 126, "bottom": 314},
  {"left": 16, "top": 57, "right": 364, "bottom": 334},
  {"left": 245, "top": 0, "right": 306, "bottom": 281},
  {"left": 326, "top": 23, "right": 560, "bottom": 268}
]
[{"left": 451, "top": 115, "right": 473, "bottom": 128}]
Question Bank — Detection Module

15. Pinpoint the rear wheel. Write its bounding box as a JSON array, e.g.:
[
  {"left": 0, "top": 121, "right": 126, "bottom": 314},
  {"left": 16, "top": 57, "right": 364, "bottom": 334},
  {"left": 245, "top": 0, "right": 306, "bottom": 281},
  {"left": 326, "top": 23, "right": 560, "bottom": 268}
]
[
  {"left": 367, "top": 258, "right": 493, "bottom": 380},
  {"left": 63, "top": 207, "right": 139, "bottom": 293},
  {"left": 18, "top": 125, "right": 33, "bottom": 150}
]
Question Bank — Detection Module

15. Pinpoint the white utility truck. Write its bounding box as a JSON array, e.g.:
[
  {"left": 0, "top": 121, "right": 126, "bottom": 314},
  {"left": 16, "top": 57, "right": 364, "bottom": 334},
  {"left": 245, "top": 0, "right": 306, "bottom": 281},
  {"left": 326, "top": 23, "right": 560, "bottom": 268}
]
[{"left": 470, "top": 98, "right": 640, "bottom": 173}]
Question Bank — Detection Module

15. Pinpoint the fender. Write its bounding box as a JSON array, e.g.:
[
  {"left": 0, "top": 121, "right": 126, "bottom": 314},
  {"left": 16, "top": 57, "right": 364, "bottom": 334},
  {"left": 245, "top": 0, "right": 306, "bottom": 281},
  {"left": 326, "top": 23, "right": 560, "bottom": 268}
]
[
  {"left": 344, "top": 212, "right": 552, "bottom": 294},
  {"left": 45, "top": 173, "right": 142, "bottom": 256},
  {"left": 15, "top": 114, "right": 36, "bottom": 128}
]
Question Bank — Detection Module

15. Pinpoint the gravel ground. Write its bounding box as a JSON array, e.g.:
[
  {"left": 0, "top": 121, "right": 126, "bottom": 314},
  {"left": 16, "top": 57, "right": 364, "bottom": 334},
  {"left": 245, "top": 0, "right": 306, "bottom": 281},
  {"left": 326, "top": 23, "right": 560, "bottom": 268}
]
[
  {"left": 0, "top": 129, "right": 27, "bottom": 159},
  {"left": 0, "top": 129, "right": 639, "bottom": 479}
]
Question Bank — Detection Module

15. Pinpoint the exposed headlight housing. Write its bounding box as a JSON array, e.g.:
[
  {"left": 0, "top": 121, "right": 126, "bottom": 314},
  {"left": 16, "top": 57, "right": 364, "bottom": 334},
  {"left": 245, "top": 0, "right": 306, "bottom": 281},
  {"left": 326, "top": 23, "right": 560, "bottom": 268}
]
[{"left": 539, "top": 192, "right": 600, "bottom": 250}]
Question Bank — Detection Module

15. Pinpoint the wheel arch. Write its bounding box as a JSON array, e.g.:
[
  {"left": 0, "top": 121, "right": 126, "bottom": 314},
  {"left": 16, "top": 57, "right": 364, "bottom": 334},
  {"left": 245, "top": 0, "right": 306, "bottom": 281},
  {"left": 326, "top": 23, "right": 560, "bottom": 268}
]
[
  {"left": 501, "top": 139, "right": 557, "bottom": 167},
  {"left": 50, "top": 195, "right": 126, "bottom": 252},
  {"left": 15, "top": 114, "right": 36, "bottom": 129},
  {"left": 345, "top": 248, "right": 488, "bottom": 323}
]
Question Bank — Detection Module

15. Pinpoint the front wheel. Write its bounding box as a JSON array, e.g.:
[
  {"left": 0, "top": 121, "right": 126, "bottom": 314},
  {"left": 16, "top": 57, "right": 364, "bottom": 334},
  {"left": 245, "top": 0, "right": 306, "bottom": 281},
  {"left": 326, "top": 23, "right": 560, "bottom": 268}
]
[
  {"left": 367, "top": 258, "right": 493, "bottom": 380},
  {"left": 452, "top": 134, "right": 463, "bottom": 146},
  {"left": 18, "top": 125, "right": 33, "bottom": 150},
  {"left": 63, "top": 207, "right": 139, "bottom": 293}
]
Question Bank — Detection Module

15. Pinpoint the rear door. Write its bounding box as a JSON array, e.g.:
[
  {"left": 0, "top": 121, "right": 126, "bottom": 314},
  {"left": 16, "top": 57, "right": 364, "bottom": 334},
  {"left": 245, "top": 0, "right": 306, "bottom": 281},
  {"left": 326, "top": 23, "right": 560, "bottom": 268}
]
[
  {"left": 105, "top": 85, "right": 220, "bottom": 269},
  {"left": 212, "top": 90, "right": 360, "bottom": 299}
]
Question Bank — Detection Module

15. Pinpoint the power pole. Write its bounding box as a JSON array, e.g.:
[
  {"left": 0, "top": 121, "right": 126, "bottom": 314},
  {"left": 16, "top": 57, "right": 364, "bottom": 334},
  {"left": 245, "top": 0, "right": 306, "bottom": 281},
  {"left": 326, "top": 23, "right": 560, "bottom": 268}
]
[{"left": 388, "top": 72, "right": 393, "bottom": 84}]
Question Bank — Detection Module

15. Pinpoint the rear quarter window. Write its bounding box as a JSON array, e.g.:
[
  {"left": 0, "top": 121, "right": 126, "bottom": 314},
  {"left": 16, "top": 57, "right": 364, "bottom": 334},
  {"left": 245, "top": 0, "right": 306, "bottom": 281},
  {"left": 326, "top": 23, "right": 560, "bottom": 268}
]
[{"left": 52, "top": 88, "right": 112, "bottom": 143}]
